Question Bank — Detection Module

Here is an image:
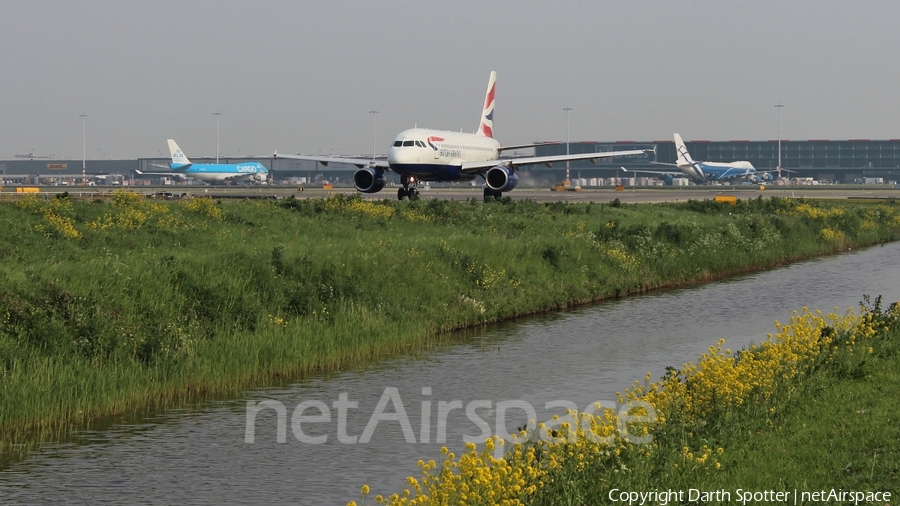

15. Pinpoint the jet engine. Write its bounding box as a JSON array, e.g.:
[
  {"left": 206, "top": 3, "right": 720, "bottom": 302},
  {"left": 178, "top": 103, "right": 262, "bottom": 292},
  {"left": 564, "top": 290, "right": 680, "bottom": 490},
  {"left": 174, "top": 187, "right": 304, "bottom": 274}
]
[
  {"left": 353, "top": 168, "right": 386, "bottom": 193},
  {"left": 748, "top": 173, "right": 772, "bottom": 184},
  {"left": 484, "top": 166, "right": 519, "bottom": 192}
]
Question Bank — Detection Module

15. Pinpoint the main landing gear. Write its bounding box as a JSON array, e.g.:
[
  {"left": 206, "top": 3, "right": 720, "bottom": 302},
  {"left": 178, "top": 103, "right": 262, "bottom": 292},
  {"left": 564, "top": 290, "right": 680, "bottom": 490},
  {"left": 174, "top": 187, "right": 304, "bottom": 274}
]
[
  {"left": 397, "top": 176, "right": 420, "bottom": 200},
  {"left": 483, "top": 187, "right": 502, "bottom": 202}
]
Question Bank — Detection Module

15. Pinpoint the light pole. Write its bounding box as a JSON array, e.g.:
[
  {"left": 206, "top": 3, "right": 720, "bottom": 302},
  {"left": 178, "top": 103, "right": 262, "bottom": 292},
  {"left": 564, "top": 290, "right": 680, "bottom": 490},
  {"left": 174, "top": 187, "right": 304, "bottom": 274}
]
[
  {"left": 214, "top": 112, "right": 222, "bottom": 163},
  {"left": 775, "top": 104, "right": 784, "bottom": 179},
  {"left": 79, "top": 114, "right": 87, "bottom": 185},
  {"left": 563, "top": 107, "right": 572, "bottom": 184},
  {"left": 369, "top": 109, "right": 378, "bottom": 160}
]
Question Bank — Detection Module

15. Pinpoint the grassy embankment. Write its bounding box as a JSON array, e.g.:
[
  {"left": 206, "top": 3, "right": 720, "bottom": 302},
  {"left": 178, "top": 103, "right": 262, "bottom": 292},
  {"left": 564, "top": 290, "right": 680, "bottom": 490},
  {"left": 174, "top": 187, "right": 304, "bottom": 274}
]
[
  {"left": 1, "top": 192, "right": 899, "bottom": 460},
  {"left": 361, "top": 298, "right": 899, "bottom": 506},
  {"left": 531, "top": 297, "right": 900, "bottom": 505}
]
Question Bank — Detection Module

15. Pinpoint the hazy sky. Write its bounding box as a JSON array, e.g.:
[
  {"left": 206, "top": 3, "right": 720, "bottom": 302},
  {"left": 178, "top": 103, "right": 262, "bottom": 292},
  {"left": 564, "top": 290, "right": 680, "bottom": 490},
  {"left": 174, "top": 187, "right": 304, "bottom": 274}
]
[{"left": 2, "top": 0, "right": 899, "bottom": 159}]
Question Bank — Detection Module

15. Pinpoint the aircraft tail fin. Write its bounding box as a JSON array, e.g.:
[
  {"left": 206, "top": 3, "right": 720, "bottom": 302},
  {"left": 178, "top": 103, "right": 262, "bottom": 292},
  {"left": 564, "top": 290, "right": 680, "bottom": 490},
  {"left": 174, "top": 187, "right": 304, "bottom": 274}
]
[
  {"left": 673, "top": 133, "right": 696, "bottom": 167},
  {"left": 477, "top": 71, "right": 497, "bottom": 137},
  {"left": 167, "top": 139, "right": 191, "bottom": 167}
]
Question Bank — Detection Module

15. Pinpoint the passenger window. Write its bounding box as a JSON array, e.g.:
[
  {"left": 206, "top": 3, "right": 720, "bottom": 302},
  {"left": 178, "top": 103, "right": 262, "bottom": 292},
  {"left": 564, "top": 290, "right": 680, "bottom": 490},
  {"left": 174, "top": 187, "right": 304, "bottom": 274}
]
[
  {"left": 393, "top": 140, "right": 402, "bottom": 147},
  {"left": 403, "top": 140, "right": 414, "bottom": 147}
]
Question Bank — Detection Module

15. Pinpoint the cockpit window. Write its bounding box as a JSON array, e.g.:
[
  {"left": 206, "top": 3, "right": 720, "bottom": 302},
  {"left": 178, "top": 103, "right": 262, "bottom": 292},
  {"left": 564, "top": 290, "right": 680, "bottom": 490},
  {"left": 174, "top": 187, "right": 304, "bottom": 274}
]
[
  {"left": 402, "top": 140, "right": 415, "bottom": 147},
  {"left": 392, "top": 140, "right": 402, "bottom": 147},
  {"left": 415, "top": 141, "right": 425, "bottom": 148}
]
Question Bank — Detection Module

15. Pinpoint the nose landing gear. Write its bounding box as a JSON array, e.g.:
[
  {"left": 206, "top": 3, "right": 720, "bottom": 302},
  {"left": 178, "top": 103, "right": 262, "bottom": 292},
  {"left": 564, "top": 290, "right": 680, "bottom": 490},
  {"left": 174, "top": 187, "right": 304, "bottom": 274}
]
[{"left": 398, "top": 176, "right": 420, "bottom": 200}]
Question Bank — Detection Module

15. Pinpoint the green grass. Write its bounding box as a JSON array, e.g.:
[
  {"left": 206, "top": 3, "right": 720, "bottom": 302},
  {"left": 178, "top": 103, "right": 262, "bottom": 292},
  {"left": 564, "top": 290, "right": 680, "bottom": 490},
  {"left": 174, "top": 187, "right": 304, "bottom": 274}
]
[
  {"left": 2, "top": 193, "right": 900, "bottom": 462},
  {"left": 530, "top": 299, "right": 900, "bottom": 504},
  {"left": 701, "top": 316, "right": 900, "bottom": 492}
]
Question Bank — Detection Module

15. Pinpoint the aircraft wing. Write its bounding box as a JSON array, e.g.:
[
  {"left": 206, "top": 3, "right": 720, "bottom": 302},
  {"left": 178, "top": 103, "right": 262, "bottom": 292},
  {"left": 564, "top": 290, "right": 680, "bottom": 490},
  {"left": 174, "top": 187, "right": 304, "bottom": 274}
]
[
  {"left": 497, "top": 142, "right": 560, "bottom": 152},
  {"left": 134, "top": 169, "right": 188, "bottom": 180},
  {"left": 619, "top": 167, "right": 684, "bottom": 177},
  {"left": 459, "top": 149, "right": 650, "bottom": 174},
  {"left": 273, "top": 152, "right": 390, "bottom": 170}
]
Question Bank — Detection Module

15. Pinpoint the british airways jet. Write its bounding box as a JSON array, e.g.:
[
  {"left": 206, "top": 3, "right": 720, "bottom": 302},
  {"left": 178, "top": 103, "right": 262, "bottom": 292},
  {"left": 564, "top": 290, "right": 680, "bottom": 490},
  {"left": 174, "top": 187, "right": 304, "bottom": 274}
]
[
  {"left": 624, "top": 133, "right": 775, "bottom": 185},
  {"left": 275, "top": 72, "right": 649, "bottom": 200},
  {"left": 136, "top": 139, "right": 269, "bottom": 183}
]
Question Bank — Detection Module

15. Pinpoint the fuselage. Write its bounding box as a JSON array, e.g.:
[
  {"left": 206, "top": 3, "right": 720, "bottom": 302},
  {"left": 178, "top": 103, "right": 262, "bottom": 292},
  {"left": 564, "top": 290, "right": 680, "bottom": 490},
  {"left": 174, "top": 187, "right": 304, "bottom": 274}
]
[
  {"left": 171, "top": 162, "right": 268, "bottom": 182},
  {"left": 386, "top": 128, "right": 500, "bottom": 182},
  {"left": 678, "top": 160, "right": 756, "bottom": 182}
]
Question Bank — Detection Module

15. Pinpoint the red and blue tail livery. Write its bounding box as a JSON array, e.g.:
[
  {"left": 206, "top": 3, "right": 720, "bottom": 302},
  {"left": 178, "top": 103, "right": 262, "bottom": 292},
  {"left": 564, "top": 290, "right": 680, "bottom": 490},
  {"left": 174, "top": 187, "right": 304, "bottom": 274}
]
[{"left": 478, "top": 72, "right": 496, "bottom": 138}]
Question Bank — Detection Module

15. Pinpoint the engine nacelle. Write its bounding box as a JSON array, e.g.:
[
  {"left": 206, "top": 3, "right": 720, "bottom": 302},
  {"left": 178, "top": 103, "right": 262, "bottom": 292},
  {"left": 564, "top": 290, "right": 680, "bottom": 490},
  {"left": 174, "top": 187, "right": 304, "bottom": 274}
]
[
  {"left": 749, "top": 172, "right": 773, "bottom": 184},
  {"left": 484, "top": 166, "right": 519, "bottom": 192},
  {"left": 353, "top": 168, "right": 386, "bottom": 193}
]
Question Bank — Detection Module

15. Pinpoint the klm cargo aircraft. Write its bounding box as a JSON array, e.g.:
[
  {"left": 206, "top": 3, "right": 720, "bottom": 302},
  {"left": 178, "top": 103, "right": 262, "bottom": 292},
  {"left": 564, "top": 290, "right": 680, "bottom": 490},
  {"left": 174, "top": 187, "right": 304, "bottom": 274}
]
[{"left": 136, "top": 139, "right": 268, "bottom": 183}]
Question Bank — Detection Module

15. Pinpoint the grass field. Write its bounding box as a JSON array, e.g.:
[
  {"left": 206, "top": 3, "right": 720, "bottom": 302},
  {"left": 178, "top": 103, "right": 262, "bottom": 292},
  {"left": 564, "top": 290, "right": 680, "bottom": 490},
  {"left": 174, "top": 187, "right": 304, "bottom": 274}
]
[
  {"left": 523, "top": 297, "right": 900, "bottom": 505},
  {"left": 2, "top": 192, "right": 899, "bottom": 463},
  {"left": 364, "top": 298, "right": 898, "bottom": 506}
]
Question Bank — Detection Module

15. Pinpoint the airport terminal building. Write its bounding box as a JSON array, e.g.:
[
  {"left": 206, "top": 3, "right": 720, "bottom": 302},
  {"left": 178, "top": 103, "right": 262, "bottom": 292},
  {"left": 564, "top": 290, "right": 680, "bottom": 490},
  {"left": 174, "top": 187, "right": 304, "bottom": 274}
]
[
  {"left": 3, "top": 138, "right": 900, "bottom": 186},
  {"left": 533, "top": 138, "right": 900, "bottom": 184}
]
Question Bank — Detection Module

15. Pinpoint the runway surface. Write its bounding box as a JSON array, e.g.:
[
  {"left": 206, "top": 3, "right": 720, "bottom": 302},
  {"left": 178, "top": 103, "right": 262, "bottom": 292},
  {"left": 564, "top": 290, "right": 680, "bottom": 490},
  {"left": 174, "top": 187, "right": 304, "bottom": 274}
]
[{"left": 8, "top": 185, "right": 900, "bottom": 204}]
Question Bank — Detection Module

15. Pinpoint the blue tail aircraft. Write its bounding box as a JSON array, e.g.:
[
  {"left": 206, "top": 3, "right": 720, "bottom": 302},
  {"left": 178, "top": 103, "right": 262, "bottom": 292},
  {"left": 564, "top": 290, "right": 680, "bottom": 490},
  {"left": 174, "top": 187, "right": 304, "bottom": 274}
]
[{"left": 136, "top": 139, "right": 268, "bottom": 183}]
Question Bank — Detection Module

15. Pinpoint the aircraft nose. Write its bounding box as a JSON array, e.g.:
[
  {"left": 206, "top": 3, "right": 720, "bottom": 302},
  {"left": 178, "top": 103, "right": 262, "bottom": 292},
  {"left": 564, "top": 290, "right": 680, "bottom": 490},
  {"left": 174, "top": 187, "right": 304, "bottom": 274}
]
[
  {"left": 388, "top": 146, "right": 423, "bottom": 164},
  {"left": 387, "top": 146, "right": 400, "bottom": 163}
]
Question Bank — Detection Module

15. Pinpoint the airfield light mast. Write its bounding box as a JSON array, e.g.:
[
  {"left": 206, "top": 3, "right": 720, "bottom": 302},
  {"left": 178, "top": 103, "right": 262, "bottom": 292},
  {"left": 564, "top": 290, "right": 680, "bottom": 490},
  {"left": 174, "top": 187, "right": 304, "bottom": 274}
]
[
  {"left": 775, "top": 104, "right": 784, "bottom": 179},
  {"left": 79, "top": 114, "right": 87, "bottom": 185},
  {"left": 214, "top": 112, "right": 222, "bottom": 164},
  {"left": 370, "top": 109, "right": 378, "bottom": 160},
  {"left": 564, "top": 107, "right": 572, "bottom": 185}
]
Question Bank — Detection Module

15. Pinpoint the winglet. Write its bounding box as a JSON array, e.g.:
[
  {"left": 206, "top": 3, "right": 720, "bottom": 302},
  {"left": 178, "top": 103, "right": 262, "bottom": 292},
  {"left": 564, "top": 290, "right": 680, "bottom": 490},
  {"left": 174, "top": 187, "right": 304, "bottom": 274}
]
[{"left": 477, "top": 71, "right": 497, "bottom": 138}]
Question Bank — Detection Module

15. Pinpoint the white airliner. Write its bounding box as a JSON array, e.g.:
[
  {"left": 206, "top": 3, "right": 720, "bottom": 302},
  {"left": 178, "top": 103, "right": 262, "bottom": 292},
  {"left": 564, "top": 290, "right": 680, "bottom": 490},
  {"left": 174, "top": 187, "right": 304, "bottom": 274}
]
[
  {"left": 624, "top": 133, "right": 778, "bottom": 185},
  {"left": 275, "top": 71, "right": 650, "bottom": 200}
]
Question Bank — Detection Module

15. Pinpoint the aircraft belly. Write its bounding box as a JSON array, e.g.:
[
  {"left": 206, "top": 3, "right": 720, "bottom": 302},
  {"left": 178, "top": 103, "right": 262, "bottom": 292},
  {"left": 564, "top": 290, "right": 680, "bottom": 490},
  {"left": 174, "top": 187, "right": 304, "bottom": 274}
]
[{"left": 391, "top": 163, "right": 475, "bottom": 182}]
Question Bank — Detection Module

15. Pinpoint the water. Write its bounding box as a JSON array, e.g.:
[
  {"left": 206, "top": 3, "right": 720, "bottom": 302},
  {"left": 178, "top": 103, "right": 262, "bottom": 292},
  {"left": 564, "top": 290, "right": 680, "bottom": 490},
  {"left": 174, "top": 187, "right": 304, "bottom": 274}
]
[{"left": 3, "top": 243, "right": 900, "bottom": 505}]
